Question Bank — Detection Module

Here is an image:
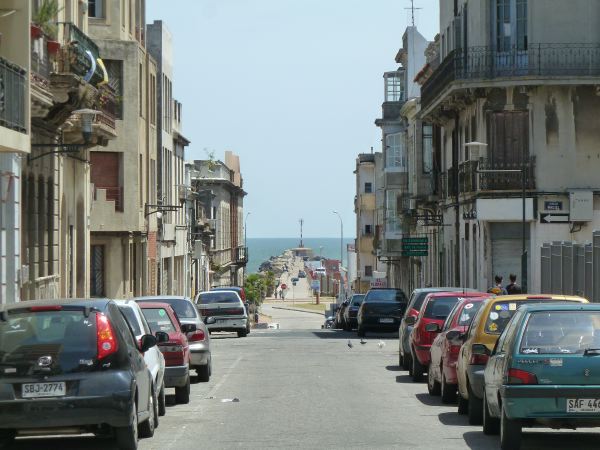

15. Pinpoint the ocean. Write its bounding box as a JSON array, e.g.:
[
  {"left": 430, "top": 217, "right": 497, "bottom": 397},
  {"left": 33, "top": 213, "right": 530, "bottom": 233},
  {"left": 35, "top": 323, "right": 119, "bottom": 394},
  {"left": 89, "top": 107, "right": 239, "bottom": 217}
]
[{"left": 246, "top": 237, "right": 354, "bottom": 274}]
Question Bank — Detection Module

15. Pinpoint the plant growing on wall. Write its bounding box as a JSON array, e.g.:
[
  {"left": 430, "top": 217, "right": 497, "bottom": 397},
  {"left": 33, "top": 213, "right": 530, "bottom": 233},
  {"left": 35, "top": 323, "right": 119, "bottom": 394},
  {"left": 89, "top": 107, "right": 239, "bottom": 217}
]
[
  {"left": 204, "top": 148, "right": 218, "bottom": 173},
  {"left": 32, "top": 0, "right": 62, "bottom": 39}
]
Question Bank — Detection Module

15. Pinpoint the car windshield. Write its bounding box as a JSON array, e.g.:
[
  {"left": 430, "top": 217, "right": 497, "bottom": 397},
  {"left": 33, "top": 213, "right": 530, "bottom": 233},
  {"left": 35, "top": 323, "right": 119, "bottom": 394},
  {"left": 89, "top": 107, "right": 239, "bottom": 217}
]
[
  {"left": 119, "top": 307, "right": 142, "bottom": 336},
  {"left": 520, "top": 311, "right": 600, "bottom": 355},
  {"left": 365, "top": 290, "right": 407, "bottom": 303},
  {"left": 0, "top": 309, "right": 97, "bottom": 377},
  {"left": 198, "top": 292, "right": 240, "bottom": 304},
  {"left": 141, "top": 308, "right": 176, "bottom": 333},
  {"left": 351, "top": 295, "right": 365, "bottom": 307},
  {"left": 140, "top": 298, "right": 197, "bottom": 319},
  {"left": 424, "top": 297, "right": 461, "bottom": 319},
  {"left": 457, "top": 301, "right": 483, "bottom": 326}
]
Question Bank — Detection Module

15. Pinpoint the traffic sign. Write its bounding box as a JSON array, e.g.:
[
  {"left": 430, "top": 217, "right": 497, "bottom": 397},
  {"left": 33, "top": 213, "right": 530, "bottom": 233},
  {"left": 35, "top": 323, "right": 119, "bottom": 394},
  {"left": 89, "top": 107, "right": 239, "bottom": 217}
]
[
  {"left": 402, "top": 237, "right": 428, "bottom": 244},
  {"left": 402, "top": 251, "right": 428, "bottom": 257},
  {"left": 540, "top": 213, "right": 569, "bottom": 224}
]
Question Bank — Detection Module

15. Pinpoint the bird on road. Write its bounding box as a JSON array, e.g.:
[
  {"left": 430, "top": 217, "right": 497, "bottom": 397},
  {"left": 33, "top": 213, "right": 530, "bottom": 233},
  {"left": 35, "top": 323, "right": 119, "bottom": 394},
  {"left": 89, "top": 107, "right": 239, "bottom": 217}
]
[
  {"left": 378, "top": 340, "right": 386, "bottom": 349},
  {"left": 360, "top": 338, "right": 367, "bottom": 345},
  {"left": 347, "top": 340, "right": 353, "bottom": 349}
]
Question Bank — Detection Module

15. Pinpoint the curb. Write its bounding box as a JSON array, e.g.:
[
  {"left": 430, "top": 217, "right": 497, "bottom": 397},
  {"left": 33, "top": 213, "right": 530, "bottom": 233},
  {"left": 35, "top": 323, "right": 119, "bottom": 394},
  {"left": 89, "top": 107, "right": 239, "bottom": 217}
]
[{"left": 271, "top": 306, "right": 325, "bottom": 316}]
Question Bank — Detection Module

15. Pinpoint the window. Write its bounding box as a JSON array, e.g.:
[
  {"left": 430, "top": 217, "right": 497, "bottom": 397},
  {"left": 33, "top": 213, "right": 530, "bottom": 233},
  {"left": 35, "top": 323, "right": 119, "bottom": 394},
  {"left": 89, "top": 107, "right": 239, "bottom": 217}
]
[
  {"left": 364, "top": 224, "right": 372, "bottom": 235},
  {"left": 385, "top": 189, "right": 402, "bottom": 234},
  {"left": 88, "top": 0, "right": 104, "bottom": 18},
  {"left": 495, "top": 0, "right": 527, "bottom": 51},
  {"left": 385, "top": 133, "right": 407, "bottom": 171},
  {"left": 384, "top": 71, "right": 404, "bottom": 102},
  {"left": 104, "top": 60, "right": 123, "bottom": 119},
  {"left": 364, "top": 266, "right": 373, "bottom": 277},
  {"left": 364, "top": 182, "right": 372, "bottom": 193},
  {"left": 422, "top": 124, "right": 433, "bottom": 174}
]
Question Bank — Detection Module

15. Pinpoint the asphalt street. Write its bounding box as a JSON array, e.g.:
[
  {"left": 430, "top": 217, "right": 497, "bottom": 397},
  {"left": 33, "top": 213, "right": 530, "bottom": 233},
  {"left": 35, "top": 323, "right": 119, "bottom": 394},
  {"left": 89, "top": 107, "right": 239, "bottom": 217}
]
[{"left": 9, "top": 307, "right": 600, "bottom": 450}]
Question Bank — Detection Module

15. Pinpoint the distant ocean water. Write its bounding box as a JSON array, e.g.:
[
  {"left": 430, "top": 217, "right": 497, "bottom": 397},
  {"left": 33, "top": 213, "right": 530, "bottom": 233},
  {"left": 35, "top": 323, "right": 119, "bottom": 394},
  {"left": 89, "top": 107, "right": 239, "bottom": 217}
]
[{"left": 246, "top": 237, "right": 354, "bottom": 274}]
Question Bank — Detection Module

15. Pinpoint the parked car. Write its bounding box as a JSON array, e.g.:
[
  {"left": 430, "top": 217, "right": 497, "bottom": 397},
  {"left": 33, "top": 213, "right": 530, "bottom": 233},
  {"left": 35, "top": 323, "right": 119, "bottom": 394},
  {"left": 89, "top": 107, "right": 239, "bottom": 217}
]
[
  {"left": 334, "top": 300, "right": 350, "bottom": 329},
  {"left": 135, "top": 296, "right": 212, "bottom": 381},
  {"left": 298, "top": 270, "right": 307, "bottom": 278},
  {"left": 0, "top": 299, "right": 157, "bottom": 449},
  {"left": 399, "top": 287, "right": 477, "bottom": 371},
  {"left": 138, "top": 302, "right": 195, "bottom": 405},
  {"left": 456, "top": 294, "right": 588, "bottom": 426},
  {"left": 408, "top": 292, "right": 486, "bottom": 382},
  {"left": 211, "top": 286, "right": 250, "bottom": 332},
  {"left": 322, "top": 315, "right": 335, "bottom": 329},
  {"left": 116, "top": 299, "right": 167, "bottom": 419},
  {"left": 427, "top": 296, "right": 488, "bottom": 403},
  {"left": 195, "top": 290, "right": 249, "bottom": 338},
  {"left": 357, "top": 288, "right": 408, "bottom": 337},
  {"left": 343, "top": 294, "right": 365, "bottom": 331},
  {"left": 482, "top": 303, "right": 600, "bottom": 450}
]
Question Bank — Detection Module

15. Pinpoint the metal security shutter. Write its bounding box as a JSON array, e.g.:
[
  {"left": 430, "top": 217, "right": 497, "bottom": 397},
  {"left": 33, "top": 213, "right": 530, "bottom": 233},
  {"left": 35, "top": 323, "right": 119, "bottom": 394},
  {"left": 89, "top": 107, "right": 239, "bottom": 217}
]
[{"left": 490, "top": 223, "right": 529, "bottom": 284}]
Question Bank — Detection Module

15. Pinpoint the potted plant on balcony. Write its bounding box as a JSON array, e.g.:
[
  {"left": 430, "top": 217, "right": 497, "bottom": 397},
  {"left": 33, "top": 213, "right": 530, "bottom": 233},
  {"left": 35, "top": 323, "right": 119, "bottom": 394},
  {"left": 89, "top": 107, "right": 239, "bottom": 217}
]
[{"left": 32, "top": 0, "right": 62, "bottom": 53}]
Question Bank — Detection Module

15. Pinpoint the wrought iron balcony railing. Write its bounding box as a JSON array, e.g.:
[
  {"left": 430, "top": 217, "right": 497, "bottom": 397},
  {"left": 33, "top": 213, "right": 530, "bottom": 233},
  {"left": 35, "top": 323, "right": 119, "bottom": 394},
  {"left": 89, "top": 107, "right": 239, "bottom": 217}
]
[
  {"left": 422, "top": 44, "right": 600, "bottom": 110},
  {"left": 0, "top": 56, "right": 27, "bottom": 133},
  {"left": 234, "top": 246, "right": 248, "bottom": 264},
  {"left": 458, "top": 156, "right": 536, "bottom": 193},
  {"left": 31, "top": 33, "right": 51, "bottom": 80}
]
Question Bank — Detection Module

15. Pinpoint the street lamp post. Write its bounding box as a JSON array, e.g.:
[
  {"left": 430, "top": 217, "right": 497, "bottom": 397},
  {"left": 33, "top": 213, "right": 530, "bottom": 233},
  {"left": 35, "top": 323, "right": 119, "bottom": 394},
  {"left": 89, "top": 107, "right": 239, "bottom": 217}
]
[
  {"left": 333, "top": 210, "right": 343, "bottom": 302},
  {"left": 244, "top": 212, "right": 251, "bottom": 248}
]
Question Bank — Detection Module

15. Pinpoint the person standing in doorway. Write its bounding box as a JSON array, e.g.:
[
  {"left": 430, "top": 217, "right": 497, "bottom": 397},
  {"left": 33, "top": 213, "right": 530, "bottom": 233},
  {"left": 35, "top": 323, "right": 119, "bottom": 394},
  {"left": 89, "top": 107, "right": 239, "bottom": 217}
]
[{"left": 506, "top": 274, "right": 522, "bottom": 294}]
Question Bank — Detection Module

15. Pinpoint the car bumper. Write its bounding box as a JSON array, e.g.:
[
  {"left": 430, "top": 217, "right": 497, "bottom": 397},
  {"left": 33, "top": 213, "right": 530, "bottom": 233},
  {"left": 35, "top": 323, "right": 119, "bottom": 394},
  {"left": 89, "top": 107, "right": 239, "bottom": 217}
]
[
  {"left": 164, "top": 365, "right": 189, "bottom": 388},
  {"left": 414, "top": 345, "right": 432, "bottom": 366},
  {"left": 500, "top": 386, "right": 600, "bottom": 421},
  {"left": 467, "top": 365, "right": 486, "bottom": 399},
  {"left": 189, "top": 343, "right": 210, "bottom": 367},
  {"left": 207, "top": 317, "right": 247, "bottom": 332},
  {"left": 359, "top": 317, "right": 400, "bottom": 332},
  {"left": 443, "top": 361, "right": 459, "bottom": 385},
  {"left": 400, "top": 325, "right": 413, "bottom": 355}
]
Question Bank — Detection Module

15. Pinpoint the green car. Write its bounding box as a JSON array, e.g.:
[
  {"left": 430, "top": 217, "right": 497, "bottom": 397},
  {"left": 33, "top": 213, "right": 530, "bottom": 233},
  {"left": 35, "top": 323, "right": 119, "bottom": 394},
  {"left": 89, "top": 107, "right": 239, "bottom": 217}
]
[{"left": 481, "top": 303, "right": 600, "bottom": 450}]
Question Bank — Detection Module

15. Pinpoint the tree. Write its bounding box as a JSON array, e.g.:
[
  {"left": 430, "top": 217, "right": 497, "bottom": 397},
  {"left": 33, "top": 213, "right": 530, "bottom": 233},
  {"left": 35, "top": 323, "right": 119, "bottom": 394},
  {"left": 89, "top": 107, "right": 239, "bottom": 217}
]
[{"left": 245, "top": 274, "right": 266, "bottom": 306}]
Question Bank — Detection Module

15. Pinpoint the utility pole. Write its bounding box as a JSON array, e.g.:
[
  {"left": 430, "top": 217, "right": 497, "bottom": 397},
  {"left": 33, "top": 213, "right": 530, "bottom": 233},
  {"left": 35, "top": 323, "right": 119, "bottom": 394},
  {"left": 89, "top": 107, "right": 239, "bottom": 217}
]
[{"left": 299, "top": 218, "right": 304, "bottom": 247}]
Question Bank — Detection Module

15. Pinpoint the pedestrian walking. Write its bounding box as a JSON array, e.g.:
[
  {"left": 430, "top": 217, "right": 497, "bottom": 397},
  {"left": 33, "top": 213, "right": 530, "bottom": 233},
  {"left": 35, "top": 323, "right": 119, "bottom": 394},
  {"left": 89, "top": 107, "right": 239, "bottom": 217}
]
[
  {"left": 506, "top": 274, "right": 522, "bottom": 294},
  {"left": 488, "top": 275, "right": 508, "bottom": 295}
]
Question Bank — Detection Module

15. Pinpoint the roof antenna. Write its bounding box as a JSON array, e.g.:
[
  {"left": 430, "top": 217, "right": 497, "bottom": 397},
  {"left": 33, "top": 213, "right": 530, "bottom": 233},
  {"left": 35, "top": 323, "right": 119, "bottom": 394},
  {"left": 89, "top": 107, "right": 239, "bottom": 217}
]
[{"left": 405, "top": 0, "right": 422, "bottom": 27}]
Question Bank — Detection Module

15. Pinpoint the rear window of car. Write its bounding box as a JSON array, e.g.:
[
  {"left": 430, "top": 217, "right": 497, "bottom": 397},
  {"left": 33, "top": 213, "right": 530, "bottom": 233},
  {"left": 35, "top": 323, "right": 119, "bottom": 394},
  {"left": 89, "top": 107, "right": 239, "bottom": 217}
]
[
  {"left": 141, "top": 308, "right": 176, "bottom": 333},
  {"left": 424, "top": 297, "right": 461, "bottom": 319},
  {"left": 457, "top": 301, "right": 483, "bottom": 326},
  {"left": 198, "top": 292, "right": 240, "bottom": 304},
  {"left": 365, "top": 290, "right": 407, "bottom": 303},
  {"left": 119, "top": 306, "right": 142, "bottom": 336},
  {"left": 412, "top": 292, "right": 430, "bottom": 311},
  {"left": 0, "top": 310, "right": 97, "bottom": 376},
  {"left": 351, "top": 295, "right": 365, "bottom": 307},
  {"left": 520, "top": 311, "right": 600, "bottom": 354},
  {"left": 483, "top": 300, "right": 577, "bottom": 335}
]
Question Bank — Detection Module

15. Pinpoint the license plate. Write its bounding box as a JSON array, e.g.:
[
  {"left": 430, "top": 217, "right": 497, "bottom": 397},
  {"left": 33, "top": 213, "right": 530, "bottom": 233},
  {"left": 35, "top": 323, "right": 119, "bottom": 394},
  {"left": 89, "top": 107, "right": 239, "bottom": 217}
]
[
  {"left": 380, "top": 318, "right": 394, "bottom": 324},
  {"left": 567, "top": 399, "right": 600, "bottom": 413},
  {"left": 22, "top": 382, "right": 66, "bottom": 398}
]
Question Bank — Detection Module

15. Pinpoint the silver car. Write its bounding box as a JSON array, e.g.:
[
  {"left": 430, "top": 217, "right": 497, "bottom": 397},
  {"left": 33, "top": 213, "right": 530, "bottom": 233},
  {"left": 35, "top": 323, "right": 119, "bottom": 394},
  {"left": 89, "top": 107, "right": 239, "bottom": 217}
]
[
  {"left": 134, "top": 296, "right": 212, "bottom": 382},
  {"left": 195, "top": 290, "right": 249, "bottom": 338}
]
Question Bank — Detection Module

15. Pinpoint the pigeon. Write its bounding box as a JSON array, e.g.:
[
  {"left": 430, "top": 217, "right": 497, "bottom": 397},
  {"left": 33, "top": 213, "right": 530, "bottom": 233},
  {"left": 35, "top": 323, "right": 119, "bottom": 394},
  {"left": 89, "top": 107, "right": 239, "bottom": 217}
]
[
  {"left": 347, "top": 340, "right": 353, "bottom": 349},
  {"left": 360, "top": 338, "right": 367, "bottom": 345},
  {"left": 378, "top": 340, "right": 386, "bottom": 349}
]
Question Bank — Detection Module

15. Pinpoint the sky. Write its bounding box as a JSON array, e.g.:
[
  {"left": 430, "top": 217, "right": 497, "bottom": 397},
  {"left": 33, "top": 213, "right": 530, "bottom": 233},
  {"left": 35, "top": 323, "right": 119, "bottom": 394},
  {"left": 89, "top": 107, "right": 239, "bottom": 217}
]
[{"left": 147, "top": 0, "right": 440, "bottom": 238}]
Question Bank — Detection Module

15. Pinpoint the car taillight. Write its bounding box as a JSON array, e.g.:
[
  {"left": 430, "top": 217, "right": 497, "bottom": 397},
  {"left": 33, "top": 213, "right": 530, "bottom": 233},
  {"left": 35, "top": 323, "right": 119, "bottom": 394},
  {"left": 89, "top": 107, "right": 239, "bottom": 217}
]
[
  {"left": 189, "top": 330, "right": 206, "bottom": 342},
  {"left": 96, "top": 313, "right": 118, "bottom": 360},
  {"left": 507, "top": 368, "right": 538, "bottom": 385},
  {"left": 469, "top": 352, "right": 489, "bottom": 365}
]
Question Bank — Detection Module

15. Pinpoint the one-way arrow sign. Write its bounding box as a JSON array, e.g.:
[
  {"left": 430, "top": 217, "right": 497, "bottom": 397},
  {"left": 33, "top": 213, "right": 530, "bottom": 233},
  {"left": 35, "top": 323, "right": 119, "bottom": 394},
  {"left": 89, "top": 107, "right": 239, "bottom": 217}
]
[{"left": 540, "top": 213, "right": 570, "bottom": 224}]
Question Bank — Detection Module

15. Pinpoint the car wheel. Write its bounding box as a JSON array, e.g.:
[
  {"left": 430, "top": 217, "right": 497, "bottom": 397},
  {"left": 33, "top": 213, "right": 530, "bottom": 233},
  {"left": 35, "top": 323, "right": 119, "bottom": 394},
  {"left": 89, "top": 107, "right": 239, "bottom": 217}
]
[
  {"left": 411, "top": 350, "right": 424, "bottom": 382},
  {"left": 138, "top": 386, "right": 155, "bottom": 438},
  {"left": 500, "top": 404, "right": 522, "bottom": 450},
  {"left": 157, "top": 381, "right": 166, "bottom": 417},
  {"left": 401, "top": 350, "right": 410, "bottom": 371},
  {"left": 483, "top": 390, "right": 500, "bottom": 435},
  {"left": 427, "top": 365, "right": 441, "bottom": 396},
  {"left": 457, "top": 392, "right": 469, "bottom": 415},
  {"left": 197, "top": 362, "right": 210, "bottom": 382},
  {"left": 0, "top": 430, "right": 15, "bottom": 448},
  {"left": 175, "top": 375, "right": 191, "bottom": 404},
  {"left": 467, "top": 382, "right": 483, "bottom": 425},
  {"left": 115, "top": 400, "right": 138, "bottom": 450},
  {"left": 237, "top": 330, "right": 248, "bottom": 338},
  {"left": 441, "top": 371, "right": 457, "bottom": 404}
]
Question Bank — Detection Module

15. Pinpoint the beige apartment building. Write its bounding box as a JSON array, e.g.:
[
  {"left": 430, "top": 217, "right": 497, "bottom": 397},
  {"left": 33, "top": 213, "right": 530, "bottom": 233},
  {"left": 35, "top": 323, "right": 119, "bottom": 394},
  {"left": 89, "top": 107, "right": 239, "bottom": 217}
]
[{"left": 87, "top": 0, "right": 158, "bottom": 298}]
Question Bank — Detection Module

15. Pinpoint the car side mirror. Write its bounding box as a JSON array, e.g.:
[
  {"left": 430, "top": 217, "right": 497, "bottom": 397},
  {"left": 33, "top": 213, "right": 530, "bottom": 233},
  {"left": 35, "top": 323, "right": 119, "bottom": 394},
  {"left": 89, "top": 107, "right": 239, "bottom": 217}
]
[
  {"left": 404, "top": 316, "right": 416, "bottom": 326},
  {"left": 155, "top": 331, "right": 169, "bottom": 343},
  {"left": 471, "top": 343, "right": 490, "bottom": 356},
  {"left": 140, "top": 334, "right": 157, "bottom": 352},
  {"left": 204, "top": 316, "right": 216, "bottom": 325},
  {"left": 446, "top": 330, "right": 461, "bottom": 342},
  {"left": 425, "top": 323, "right": 441, "bottom": 333},
  {"left": 181, "top": 323, "right": 197, "bottom": 333}
]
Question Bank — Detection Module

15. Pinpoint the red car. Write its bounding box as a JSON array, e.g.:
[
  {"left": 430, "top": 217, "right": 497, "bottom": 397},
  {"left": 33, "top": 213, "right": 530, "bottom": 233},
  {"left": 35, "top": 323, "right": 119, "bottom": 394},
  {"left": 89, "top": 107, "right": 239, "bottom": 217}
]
[
  {"left": 427, "top": 296, "right": 489, "bottom": 402},
  {"left": 407, "top": 291, "right": 487, "bottom": 382},
  {"left": 138, "top": 302, "right": 195, "bottom": 404}
]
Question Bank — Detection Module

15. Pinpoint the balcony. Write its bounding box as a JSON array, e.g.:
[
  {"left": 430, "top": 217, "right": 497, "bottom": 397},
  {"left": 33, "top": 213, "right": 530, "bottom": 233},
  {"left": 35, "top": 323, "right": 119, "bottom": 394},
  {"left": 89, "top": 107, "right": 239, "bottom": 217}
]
[
  {"left": 234, "top": 246, "right": 248, "bottom": 265},
  {"left": 439, "top": 167, "right": 458, "bottom": 200},
  {"left": 421, "top": 44, "right": 600, "bottom": 111},
  {"left": 459, "top": 157, "right": 536, "bottom": 193},
  {"left": 93, "top": 185, "right": 123, "bottom": 212},
  {"left": 58, "top": 23, "right": 104, "bottom": 84},
  {"left": 0, "top": 56, "right": 27, "bottom": 134}
]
